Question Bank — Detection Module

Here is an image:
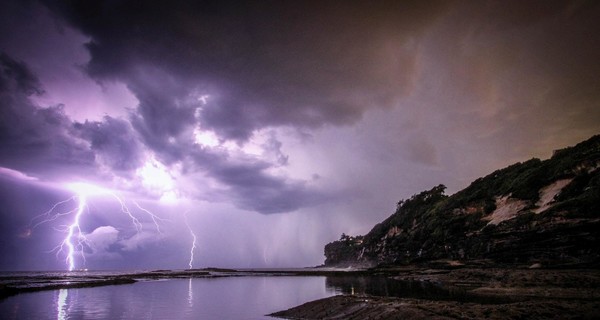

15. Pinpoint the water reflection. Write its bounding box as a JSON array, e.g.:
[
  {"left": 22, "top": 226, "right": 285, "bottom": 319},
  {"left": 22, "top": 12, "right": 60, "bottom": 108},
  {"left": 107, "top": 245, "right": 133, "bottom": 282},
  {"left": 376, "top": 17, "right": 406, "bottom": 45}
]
[
  {"left": 0, "top": 276, "right": 336, "bottom": 320},
  {"left": 0, "top": 274, "right": 520, "bottom": 319},
  {"left": 326, "top": 275, "right": 514, "bottom": 304},
  {"left": 326, "top": 276, "right": 463, "bottom": 300},
  {"left": 188, "top": 277, "right": 193, "bottom": 307},
  {"left": 56, "top": 289, "right": 68, "bottom": 320}
]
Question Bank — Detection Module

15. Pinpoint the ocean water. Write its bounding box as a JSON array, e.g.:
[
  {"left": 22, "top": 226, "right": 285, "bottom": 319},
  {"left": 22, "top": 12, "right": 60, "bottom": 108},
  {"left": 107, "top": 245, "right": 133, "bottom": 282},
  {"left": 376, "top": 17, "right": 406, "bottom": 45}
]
[{"left": 0, "top": 275, "right": 338, "bottom": 320}]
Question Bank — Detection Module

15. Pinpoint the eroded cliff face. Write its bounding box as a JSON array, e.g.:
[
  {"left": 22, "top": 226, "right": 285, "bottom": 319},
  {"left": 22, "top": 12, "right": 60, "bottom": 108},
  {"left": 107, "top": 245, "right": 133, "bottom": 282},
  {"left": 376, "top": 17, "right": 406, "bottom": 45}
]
[{"left": 325, "top": 135, "right": 600, "bottom": 267}]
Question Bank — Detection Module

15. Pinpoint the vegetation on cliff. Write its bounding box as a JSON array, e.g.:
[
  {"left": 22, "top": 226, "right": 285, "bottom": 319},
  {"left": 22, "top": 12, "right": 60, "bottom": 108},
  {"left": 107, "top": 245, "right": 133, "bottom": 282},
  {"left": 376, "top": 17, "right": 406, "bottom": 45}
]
[{"left": 325, "top": 135, "right": 600, "bottom": 267}]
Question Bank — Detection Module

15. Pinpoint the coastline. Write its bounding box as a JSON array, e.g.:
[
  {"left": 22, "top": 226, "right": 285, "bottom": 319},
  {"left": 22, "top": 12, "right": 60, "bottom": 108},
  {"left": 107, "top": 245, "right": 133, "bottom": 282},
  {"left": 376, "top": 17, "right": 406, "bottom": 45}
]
[
  {"left": 269, "top": 294, "right": 600, "bottom": 319},
  {"left": 270, "top": 266, "right": 600, "bottom": 319},
  {"left": 2, "top": 266, "right": 599, "bottom": 319}
]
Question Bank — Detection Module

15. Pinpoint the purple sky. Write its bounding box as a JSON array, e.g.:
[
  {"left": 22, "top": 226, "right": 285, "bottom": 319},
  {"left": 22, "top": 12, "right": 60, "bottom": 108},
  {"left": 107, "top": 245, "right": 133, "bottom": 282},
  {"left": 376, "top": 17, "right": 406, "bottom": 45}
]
[{"left": 1, "top": 0, "right": 599, "bottom": 271}]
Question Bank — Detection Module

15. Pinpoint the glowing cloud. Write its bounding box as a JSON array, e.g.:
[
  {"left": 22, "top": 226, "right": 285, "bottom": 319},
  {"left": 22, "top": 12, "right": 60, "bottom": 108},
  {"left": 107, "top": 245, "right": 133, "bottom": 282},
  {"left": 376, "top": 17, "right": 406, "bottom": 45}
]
[
  {"left": 193, "top": 129, "right": 220, "bottom": 148},
  {"left": 136, "top": 158, "right": 179, "bottom": 202}
]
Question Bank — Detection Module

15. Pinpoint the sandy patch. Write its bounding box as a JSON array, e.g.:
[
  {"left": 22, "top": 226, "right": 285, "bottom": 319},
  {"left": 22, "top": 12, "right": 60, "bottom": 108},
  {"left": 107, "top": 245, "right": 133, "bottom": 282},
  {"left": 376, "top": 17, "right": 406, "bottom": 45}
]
[
  {"left": 484, "top": 196, "right": 528, "bottom": 225},
  {"left": 533, "top": 179, "right": 572, "bottom": 214}
]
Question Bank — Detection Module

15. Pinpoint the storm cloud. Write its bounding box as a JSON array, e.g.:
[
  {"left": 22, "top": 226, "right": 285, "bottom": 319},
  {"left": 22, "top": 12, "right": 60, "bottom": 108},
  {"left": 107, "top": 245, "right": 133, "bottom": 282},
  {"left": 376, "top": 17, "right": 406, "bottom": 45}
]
[
  {"left": 40, "top": 0, "right": 452, "bottom": 141},
  {"left": 36, "top": 0, "right": 600, "bottom": 164},
  {"left": 0, "top": 50, "right": 327, "bottom": 214},
  {"left": 0, "top": 53, "right": 95, "bottom": 179}
]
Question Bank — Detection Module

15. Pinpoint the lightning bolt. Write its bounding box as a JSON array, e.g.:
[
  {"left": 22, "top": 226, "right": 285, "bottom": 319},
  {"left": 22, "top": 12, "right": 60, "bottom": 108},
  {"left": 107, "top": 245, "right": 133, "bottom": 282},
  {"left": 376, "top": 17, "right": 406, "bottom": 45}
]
[
  {"left": 110, "top": 194, "right": 143, "bottom": 233},
  {"left": 133, "top": 200, "right": 168, "bottom": 234},
  {"left": 52, "top": 193, "right": 88, "bottom": 271},
  {"left": 183, "top": 211, "right": 197, "bottom": 269},
  {"left": 65, "top": 194, "right": 86, "bottom": 271},
  {"left": 30, "top": 182, "right": 167, "bottom": 271},
  {"left": 28, "top": 194, "right": 87, "bottom": 271},
  {"left": 29, "top": 197, "right": 77, "bottom": 230}
]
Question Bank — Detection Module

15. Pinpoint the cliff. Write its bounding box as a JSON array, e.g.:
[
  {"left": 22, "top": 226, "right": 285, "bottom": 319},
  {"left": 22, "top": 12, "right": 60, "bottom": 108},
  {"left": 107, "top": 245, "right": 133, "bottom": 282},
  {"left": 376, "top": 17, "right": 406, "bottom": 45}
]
[{"left": 324, "top": 135, "right": 600, "bottom": 267}]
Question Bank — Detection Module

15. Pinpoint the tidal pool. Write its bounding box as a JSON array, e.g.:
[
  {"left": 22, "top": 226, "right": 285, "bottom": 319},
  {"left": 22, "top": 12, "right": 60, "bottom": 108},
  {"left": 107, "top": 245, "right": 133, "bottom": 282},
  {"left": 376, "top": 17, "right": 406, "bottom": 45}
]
[
  {"left": 0, "top": 272, "right": 493, "bottom": 319},
  {"left": 0, "top": 276, "right": 337, "bottom": 319}
]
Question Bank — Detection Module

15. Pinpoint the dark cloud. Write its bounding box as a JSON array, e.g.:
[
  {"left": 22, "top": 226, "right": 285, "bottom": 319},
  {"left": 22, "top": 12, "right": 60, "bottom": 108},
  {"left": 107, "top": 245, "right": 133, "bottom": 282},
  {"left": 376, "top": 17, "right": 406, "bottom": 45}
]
[
  {"left": 74, "top": 116, "right": 144, "bottom": 172},
  {"left": 173, "top": 142, "right": 327, "bottom": 214},
  {"left": 208, "top": 159, "right": 324, "bottom": 214},
  {"left": 0, "top": 52, "right": 144, "bottom": 180},
  {"left": 27, "top": 0, "right": 454, "bottom": 213},
  {"left": 126, "top": 70, "right": 199, "bottom": 164},
  {"left": 0, "top": 52, "right": 43, "bottom": 95},
  {"left": 0, "top": 53, "right": 95, "bottom": 178},
  {"left": 261, "top": 133, "right": 289, "bottom": 166},
  {"left": 40, "top": 0, "right": 452, "bottom": 141}
]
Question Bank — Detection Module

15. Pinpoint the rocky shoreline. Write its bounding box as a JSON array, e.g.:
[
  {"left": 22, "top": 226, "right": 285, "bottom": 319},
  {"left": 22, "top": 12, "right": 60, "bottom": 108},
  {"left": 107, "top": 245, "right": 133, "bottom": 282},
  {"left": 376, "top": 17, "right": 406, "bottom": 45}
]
[
  {"left": 0, "top": 269, "right": 213, "bottom": 299},
  {"left": 270, "top": 267, "right": 600, "bottom": 319},
  {"left": 270, "top": 294, "right": 599, "bottom": 320}
]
